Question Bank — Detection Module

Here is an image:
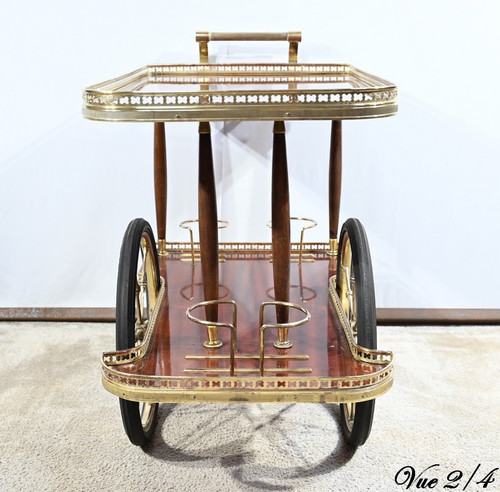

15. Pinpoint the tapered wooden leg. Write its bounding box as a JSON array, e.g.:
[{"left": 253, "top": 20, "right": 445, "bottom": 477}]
[
  {"left": 198, "top": 122, "right": 221, "bottom": 348},
  {"left": 271, "top": 121, "right": 291, "bottom": 348},
  {"left": 154, "top": 122, "right": 167, "bottom": 255},
  {"left": 329, "top": 120, "right": 342, "bottom": 256}
]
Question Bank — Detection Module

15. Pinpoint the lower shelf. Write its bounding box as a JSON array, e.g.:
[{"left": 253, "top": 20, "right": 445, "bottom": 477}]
[{"left": 102, "top": 245, "right": 393, "bottom": 404}]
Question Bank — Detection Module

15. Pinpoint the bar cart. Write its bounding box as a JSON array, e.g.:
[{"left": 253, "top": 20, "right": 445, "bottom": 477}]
[{"left": 83, "top": 32, "right": 396, "bottom": 448}]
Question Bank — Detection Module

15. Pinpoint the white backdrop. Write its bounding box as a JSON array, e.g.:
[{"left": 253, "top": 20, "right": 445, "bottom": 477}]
[{"left": 1, "top": 0, "right": 499, "bottom": 309}]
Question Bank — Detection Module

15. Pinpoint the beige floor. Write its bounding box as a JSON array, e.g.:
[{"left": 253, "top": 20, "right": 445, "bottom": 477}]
[{"left": 0, "top": 323, "right": 498, "bottom": 491}]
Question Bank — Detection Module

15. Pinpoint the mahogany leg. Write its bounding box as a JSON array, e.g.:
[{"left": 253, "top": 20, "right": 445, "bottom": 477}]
[
  {"left": 271, "top": 121, "right": 291, "bottom": 348},
  {"left": 329, "top": 120, "right": 342, "bottom": 256},
  {"left": 198, "top": 122, "right": 221, "bottom": 348},
  {"left": 154, "top": 122, "right": 167, "bottom": 255}
]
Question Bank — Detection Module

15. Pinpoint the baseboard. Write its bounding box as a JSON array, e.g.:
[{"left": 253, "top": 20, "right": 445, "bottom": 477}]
[
  {"left": 1, "top": 307, "right": 499, "bottom": 325},
  {"left": 0, "top": 308, "right": 115, "bottom": 323},
  {"left": 376, "top": 308, "right": 500, "bottom": 325}
]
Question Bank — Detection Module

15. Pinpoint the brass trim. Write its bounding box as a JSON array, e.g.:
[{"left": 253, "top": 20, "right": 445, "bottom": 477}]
[
  {"left": 327, "top": 238, "right": 338, "bottom": 256},
  {"left": 102, "top": 365, "right": 393, "bottom": 393},
  {"left": 157, "top": 239, "right": 168, "bottom": 256},
  {"left": 84, "top": 106, "right": 398, "bottom": 123},
  {"left": 101, "top": 369, "right": 393, "bottom": 404},
  {"left": 289, "top": 41, "right": 299, "bottom": 64},
  {"left": 198, "top": 43, "right": 209, "bottom": 63},
  {"left": 82, "top": 63, "right": 398, "bottom": 123},
  {"left": 204, "top": 325, "right": 223, "bottom": 349},
  {"left": 169, "top": 240, "right": 331, "bottom": 255}
]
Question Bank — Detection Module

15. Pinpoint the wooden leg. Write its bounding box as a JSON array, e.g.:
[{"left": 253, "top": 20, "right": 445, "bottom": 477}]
[
  {"left": 154, "top": 122, "right": 167, "bottom": 255},
  {"left": 198, "top": 122, "right": 221, "bottom": 348},
  {"left": 271, "top": 121, "right": 291, "bottom": 348},
  {"left": 329, "top": 120, "right": 342, "bottom": 255}
]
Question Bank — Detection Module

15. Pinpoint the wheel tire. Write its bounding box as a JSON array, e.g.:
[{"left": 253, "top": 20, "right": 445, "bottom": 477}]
[
  {"left": 116, "top": 218, "right": 160, "bottom": 446},
  {"left": 336, "top": 218, "right": 377, "bottom": 446}
]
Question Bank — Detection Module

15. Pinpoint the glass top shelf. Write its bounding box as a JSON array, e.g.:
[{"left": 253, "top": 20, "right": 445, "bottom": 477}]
[{"left": 83, "top": 63, "right": 397, "bottom": 122}]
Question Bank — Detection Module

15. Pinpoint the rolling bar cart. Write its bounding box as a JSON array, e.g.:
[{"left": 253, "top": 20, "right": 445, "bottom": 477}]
[{"left": 82, "top": 31, "right": 397, "bottom": 447}]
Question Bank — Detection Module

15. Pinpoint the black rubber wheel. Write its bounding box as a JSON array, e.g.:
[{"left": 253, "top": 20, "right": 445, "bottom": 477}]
[
  {"left": 116, "top": 218, "right": 160, "bottom": 446},
  {"left": 336, "top": 218, "right": 377, "bottom": 447}
]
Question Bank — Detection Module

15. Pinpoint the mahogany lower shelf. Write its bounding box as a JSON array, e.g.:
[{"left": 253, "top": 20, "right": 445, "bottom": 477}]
[{"left": 102, "top": 245, "right": 393, "bottom": 404}]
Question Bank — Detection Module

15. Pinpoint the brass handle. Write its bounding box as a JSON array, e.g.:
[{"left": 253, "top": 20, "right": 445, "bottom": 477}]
[
  {"left": 196, "top": 31, "right": 301, "bottom": 42},
  {"left": 196, "top": 31, "right": 301, "bottom": 63}
]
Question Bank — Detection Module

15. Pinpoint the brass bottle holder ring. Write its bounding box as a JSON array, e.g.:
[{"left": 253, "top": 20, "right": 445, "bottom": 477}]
[
  {"left": 266, "top": 217, "right": 317, "bottom": 263},
  {"left": 179, "top": 219, "right": 229, "bottom": 263},
  {"left": 258, "top": 301, "right": 311, "bottom": 376},
  {"left": 186, "top": 299, "right": 238, "bottom": 375}
]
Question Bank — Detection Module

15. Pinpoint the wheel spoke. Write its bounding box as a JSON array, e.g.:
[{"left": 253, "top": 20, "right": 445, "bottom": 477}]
[
  {"left": 344, "top": 402, "right": 356, "bottom": 431},
  {"left": 350, "top": 273, "right": 357, "bottom": 338},
  {"left": 135, "top": 284, "right": 143, "bottom": 326},
  {"left": 140, "top": 402, "right": 155, "bottom": 431}
]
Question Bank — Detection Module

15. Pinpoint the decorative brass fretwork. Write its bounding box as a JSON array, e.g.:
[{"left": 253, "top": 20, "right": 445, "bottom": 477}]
[
  {"left": 165, "top": 241, "right": 332, "bottom": 259},
  {"left": 82, "top": 64, "right": 398, "bottom": 123},
  {"left": 102, "top": 365, "right": 393, "bottom": 395},
  {"left": 329, "top": 277, "right": 392, "bottom": 364},
  {"left": 103, "top": 277, "right": 166, "bottom": 366}
]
